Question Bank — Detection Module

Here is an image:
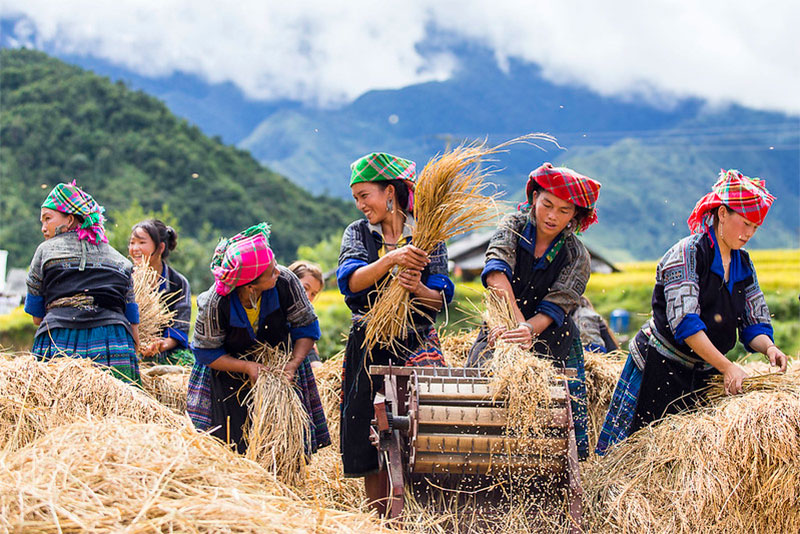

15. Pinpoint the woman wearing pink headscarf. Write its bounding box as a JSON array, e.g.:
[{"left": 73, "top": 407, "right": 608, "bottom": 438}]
[
  {"left": 596, "top": 170, "right": 788, "bottom": 455},
  {"left": 186, "top": 223, "right": 330, "bottom": 455}
]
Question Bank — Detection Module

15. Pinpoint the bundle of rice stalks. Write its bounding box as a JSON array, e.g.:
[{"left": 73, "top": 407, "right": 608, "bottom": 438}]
[
  {"left": 0, "top": 354, "right": 183, "bottom": 451},
  {"left": 583, "top": 349, "right": 626, "bottom": 451},
  {"left": 0, "top": 418, "right": 391, "bottom": 533},
  {"left": 362, "top": 134, "right": 557, "bottom": 351},
  {"left": 313, "top": 352, "right": 344, "bottom": 442},
  {"left": 705, "top": 360, "right": 800, "bottom": 403},
  {"left": 132, "top": 261, "right": 179, "bottom": 350},
  {"left": 482, "top": 291, "right": 556, "bottom": 441},
  {"left": 440, "top": 328, "right": 478, "bottom": 367},
  {"left": 584, "top": 389, "right": 800, "bottom": 533},
  {"left": 140, "top": 364, "right": 190, "bottom": 414},
  {"left": 241, "top": 342, "right": 310, "bottom": 488}
]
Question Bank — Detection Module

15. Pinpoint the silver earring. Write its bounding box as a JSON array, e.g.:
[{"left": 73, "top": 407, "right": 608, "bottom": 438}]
[
  {"left": 387, "top": 198, "right": 394, "bottom": 212},
  {"left": 249, "top": 290, "right": 258, "bottom": 309}
]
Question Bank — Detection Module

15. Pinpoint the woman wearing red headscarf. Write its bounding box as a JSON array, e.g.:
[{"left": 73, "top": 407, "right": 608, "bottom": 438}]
[
  {"left": 467, "top": 162, "right": 602, "bottom": 460},
  {"left": 596, "top": 170, "right": 788, "bottom": 455},
  {"left": 186, "top": 223, "right": 330, "bottom": 455}
]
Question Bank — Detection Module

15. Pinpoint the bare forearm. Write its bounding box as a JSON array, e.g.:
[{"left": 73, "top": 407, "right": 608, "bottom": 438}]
[
  {"left": 412, "top": 284, "right": 445, "bottom": 312},
  {"left": 524, "top": 313, "right": 554, "bottom": 336},
  {"left": 485, "top": 271, "right": 525, "bottom": 323},
  {"left": 288, "top": 337, "right": 314, "bottom": 372},
  {"left": 208, "top": 354, "right": 249, "bottom": 374},
  {"left": 747, "top": 334, "right": 775, "bottom": 355},
  {"left": 348, "top": 256, "right": 393, "bottom": 293},
  {"left": 684, "top": 330, "right": 733, "bottom": 373}
]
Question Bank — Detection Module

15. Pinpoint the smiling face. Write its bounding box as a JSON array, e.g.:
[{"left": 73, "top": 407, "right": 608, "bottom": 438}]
[
  {"left": 128, "top": 227, "right": 162, "bottom": 266},
  {"left": 40, "top": 208, "right": 75, "bottom": 240},
  {"left": 716, "top": 206, "right": 758, "bottom": 250},
  {"left": 531, "top": 190, "right": 577, "bottom": 240},
  {"left": 351, "top": 182, "right": 392, "bottom": 225},
  {"left": 299, "top": 274, "right": 323, "bottom": 303}
]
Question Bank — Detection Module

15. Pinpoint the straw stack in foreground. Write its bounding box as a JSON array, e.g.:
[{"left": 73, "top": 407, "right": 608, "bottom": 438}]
[
  {"left": 362, "top": 134, "right": 557, "bottom": 351},
  {"left": 0, "top": 418, "right": 390, "bottom": 533},
  {"left": 140, "top": 364, "right": 191, "bottom": 414},
  {"left": 0, "top": 354, "right": 183, "bottom": 451},
  {"left": 585, "top": 367, "right": 800, "bottom": 534}
]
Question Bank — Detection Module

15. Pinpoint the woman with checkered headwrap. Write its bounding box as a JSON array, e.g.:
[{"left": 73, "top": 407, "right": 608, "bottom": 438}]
[
  {"left": 596, "top": 170, "right": 788, "bottom": 455},
  {"left": 466, "top": 162, "right": 602, "bottom": 460},
  {"left": 24, "top": 181, "right": 142, "bottom": 384},
  {"left": 186, "top": 223, "right": 330, "bottom": 455}
]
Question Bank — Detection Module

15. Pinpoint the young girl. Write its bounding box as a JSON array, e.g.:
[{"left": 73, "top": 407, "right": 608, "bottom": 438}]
[
  {"left": 466, "top": 162, "right": 602, "bottom": 460},
  {"left": 186, "top": 223, "right": 330, "bottom": 455},
  {"left": 596, "top": 170, "right": 787, "bottom": 455},
  {"left": 337, "top": 152, "right": 455, "bottom": 513},
  {"left": 129, "top": 219, "right": 193, "bottom": 366},
  {"left": 288, "top": 260, "right": 324, "bottom": 369},
  {"left": 25, "top": 180, "right": 141, "bottom": 384}
]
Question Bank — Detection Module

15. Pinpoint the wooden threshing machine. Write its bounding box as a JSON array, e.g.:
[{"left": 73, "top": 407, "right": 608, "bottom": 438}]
[{"left": 371, "top": 365, "right": 583, "bottom": 532}]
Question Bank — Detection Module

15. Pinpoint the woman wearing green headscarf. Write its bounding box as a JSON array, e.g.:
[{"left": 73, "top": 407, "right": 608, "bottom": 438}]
[
  {"left": 337, "top": 153, "right": 455, "bottom": 514},
  {"left": 25, "top": 180, "right": 141, "bottom": 384}
]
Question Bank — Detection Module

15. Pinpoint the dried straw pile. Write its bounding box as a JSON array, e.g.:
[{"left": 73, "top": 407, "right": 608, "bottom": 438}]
[
  {"left": 241, "top": 343, "right": 310, "bottom": 488},
  {"left": 585, "top": 366, "right": 800, "bottom": 534},
  {"left": 482, "top": 292, "right": 556, "bottom": 440},
  {"left": 440, "top": 328, "right": 478, "bottom": 367},
  {"left": 706, "top": 361, "right": 800, "bottom": 402},
  {"left": 133, "top": 262, "right": 178, "bottom": 349},
  {"left": 583, "top": 349, "right": 626, "bottom": 451},
  {"left": 0, "top": 354, "right": 182, "bottom": 451},
  {"left": 140, "top": 364, "right": 190, "bottom": 414},
  {"left": 0, "top": 418, "right": 391, "bottom": 533},
  {"left": 362, "top": 135, "right": 556, "bottom": 351},
  {"left": 303, "top": 353, "right": 368, "bottom": 510}
]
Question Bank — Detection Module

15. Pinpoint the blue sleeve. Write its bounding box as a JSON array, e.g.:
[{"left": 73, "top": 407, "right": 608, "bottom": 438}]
[
  {"left": 480, "top": 259, "right": 512, "bottom": 288},
  {"left": 164, "top": 326, "right": 189, "bottom": 348},
  {"left": 290, "top": 319, "right": 321, "bottom": 342},
  {"left": 24, "top": 293, "right": 45, "bottom": 318},
  {"left": 674, "top": 313, "right": 706, "bottom": 344},
  {"left": 535, "top": 300, "right": 566, "bottom": 326},
  {"left": 336, "top": 258, "right": 368, "bottom": 297},
  {"left": 192, "top": 346, "right": 226, "bottom": 365},
  {"left": 425, "top": 273, "right": 455, "bottom": 304},
  {"left": 125, "top": 302, "right": 140, "bottom": 324},
  {"left": 741, "top": 323, "right": 774, "bottom": 353}
]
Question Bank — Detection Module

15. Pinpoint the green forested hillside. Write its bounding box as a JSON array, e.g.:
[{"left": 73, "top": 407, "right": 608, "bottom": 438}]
[{"left": 0, "top": 48, "right": 357, "bottom": 287}]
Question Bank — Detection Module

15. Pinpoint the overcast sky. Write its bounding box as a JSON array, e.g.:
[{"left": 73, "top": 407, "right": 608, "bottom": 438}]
[{"left": 2, "top": 1, "right": 798, "bottom": 113}]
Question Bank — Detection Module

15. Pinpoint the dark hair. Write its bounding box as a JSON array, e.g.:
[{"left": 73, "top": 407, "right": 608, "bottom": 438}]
[
  {"left": 529, "top": 184, "right": 592, "bottom": 229},
  {"left": 131, "top": 219, "right": 178, "bottom": 260},
  {"left": 377, "top": 180, "right": 411, "bottom": 213}
]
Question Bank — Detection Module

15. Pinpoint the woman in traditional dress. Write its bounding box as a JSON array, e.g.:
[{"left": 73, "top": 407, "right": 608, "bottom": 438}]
[
  {"left": 596, "top": 169, "right": 788, "bottom": 455},
  {"left": 466, "top": 162, "right": 602, "bottom": 460},
  {"left": 129, "top": 219, "right": 193, "bottom": 366},
  {"left": 337, "top": 152, "right": 454, "bottom": 513},
  {"left": 186, "top": 223, "right": 330, "bottom": 455},
  {"left": 25, "top": 180, "right": 141, "bottom": 384},
  {"left": 288, "top": 260, "right": 324, "bottom": 370}
]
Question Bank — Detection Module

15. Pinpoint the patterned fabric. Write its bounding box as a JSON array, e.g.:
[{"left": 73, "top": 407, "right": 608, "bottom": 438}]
[
  {"left": 41, "top": 180, "right": 108, "bottom": 244},
  {"left": 595, "top": 352, "right": 642, "bottom": 455},
  {"left": 524, "top": 163, "right": 601, "bottom": 231},
  {"left": 564, "top": 336, "right": 589, "bottom": 460},
  {"left": 405, "top": 325, "right": 447, "bottom": 366},
  {"left": 294, "top": 357, "right": 332, "bottom": 454},
  {"left": 687, "top": 169, "right": 775, "bottom": 234},
  {"left": 657, "top": 233, "right": 703, "bottom": 338},
  {"left": 483, "top": 212, "right": 590, "bottom": 317},
  {"left": 32, "top": 325, "right": 140, "bottom": 385},
  {"left": 210, "top": 222, "right": 273, "bottom": 296},
  {"left": 187, "top": 363, "right": 213, "bottom": 429},
  {"left": 349, "top": 152, "right": 416, "bottom": 211}
]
